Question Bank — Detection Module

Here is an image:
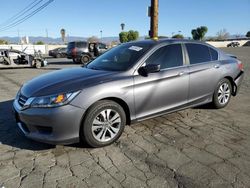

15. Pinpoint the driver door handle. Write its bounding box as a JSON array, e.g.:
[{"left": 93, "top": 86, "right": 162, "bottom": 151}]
[
  {"left": 214, "top": 64, "right": 220, "bottom": 69},
  {"left": 178, "top": 71, "right": 186, "bottom": 76}
]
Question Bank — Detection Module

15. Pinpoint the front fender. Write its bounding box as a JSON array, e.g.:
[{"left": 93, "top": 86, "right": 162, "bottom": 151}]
[{"left": 71, "top": 78, "right": 136, "bottom": 120}]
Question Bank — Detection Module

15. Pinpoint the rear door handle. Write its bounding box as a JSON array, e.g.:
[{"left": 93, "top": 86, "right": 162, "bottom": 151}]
[{"left": 214, "top": 64, "right": 220, "bottom": 69}]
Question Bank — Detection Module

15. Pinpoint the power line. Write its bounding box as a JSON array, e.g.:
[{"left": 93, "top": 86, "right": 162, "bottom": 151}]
[
  {"left": 0, "top": 0, "right": 43, "bottom": 27},
  {"left": 0, "top": 0, "right": 54, "bottom": 32},
  {"left": 0, "top": 0, "right": 53, "bottom": 31}
]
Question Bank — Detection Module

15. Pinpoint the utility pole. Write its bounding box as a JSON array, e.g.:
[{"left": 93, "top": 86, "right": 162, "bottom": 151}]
[
  {"left": 45, "top": 28, "right": 48, "bottom": 39},
  {"left": 149, "top": 0, "right": 159, "bottom": 39},
  {"left": 45, "top": 28, "right": 48, "bottom": 54},
  {"left": 100, "top": 30, "right": 103, "bottom": 41},
  {"left": 17, "top": 29, "right": 20, "bottom": 44}
]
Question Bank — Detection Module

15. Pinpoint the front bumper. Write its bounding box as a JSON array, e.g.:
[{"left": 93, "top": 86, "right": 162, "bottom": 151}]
[{"left": 13, "top": 99, "right": 85, "bottom": 145}]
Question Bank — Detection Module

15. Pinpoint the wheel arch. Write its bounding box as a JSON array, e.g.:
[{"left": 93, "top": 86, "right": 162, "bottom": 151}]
[
  {"left": 224, "top": 76, "right": 236, "bottom": 96},
  {"left": 80, "top": 97, "right": 131, "bottom": 128},
  {"left": 81, "top": 52, "right": 92, "bottom": 58},
  {"left": 101, "top": 97, "right": 131, "bottom": 125}
]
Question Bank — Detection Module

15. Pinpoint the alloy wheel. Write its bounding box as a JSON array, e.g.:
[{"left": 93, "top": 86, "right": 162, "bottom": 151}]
[
  {"left": 218, "top": 82, "right": 230, "bottom": 105},
  {"left": 91, "top": 109, "right": 121, "bottom": 142}
]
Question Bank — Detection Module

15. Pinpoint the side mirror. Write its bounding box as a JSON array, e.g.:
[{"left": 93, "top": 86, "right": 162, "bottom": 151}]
[{"left": 138, "top": 64, "right": 160, "bottom": 77}]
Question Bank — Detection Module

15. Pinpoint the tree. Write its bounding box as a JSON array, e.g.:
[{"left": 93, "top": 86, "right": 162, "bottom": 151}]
[
  {"left": 216, "top": 29, "right": 230, "bottom": 40},
  {"left": 191, "top": 26, "right": 208, "bottom": 40},
  {"left": 0, "top": 39, "right": 8, "bottom": 44},
  {"left": 121, "top": 23, "right": 125, "bottom": 31},
  {"left": 246, "top": 31, "right": 250, "bottom": 37},
  {"left": 87, "top": 36, "right": 99, "bottom": 43},
  {"left": 119, "top": 32, "right": 128, "bottom": 43},
  {"left": 119, "top": 30, "right": 139, "bottom": 43},
  {"left": 172, "top": 34, "right": 184, "bottom": 39},
  {"left": 60, "top": 28, "right": 66, "bottom": 42},
  {"left": 35, "top": 41, "right": 44, "bottom": 45},
  {"left": 127, "top": 30, "right": 139, "bottom": 41}
]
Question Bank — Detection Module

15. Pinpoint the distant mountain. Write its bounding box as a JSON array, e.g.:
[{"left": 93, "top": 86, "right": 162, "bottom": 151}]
[
  {"left": 0, "top": 36, "right": 120, "bottom": 44},
  {"left": 0, "top": 35, "right": 148, "bottom": 44}
]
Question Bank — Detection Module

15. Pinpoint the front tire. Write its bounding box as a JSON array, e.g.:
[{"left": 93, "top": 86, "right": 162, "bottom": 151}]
[
  {"left": 81, "top": 100, "right": 126, "bottom": 147},
  {"left": 212, "top": 78, "right": 232, "bottom": 109}
]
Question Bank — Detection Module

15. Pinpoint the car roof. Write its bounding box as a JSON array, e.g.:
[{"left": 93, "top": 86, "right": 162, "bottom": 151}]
[
  {"left": 130, "top": 38, "right": 209, "bottom": 45},
  {"left": 125, "top": 38, "right": 217, "bottom": 50}
]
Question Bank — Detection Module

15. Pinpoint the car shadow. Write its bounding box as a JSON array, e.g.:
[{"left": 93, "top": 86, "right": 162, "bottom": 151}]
[
  {"left": 0, "top": 99, "right": 54, "bottom": 150},
  {"left": 193, "top": 103, "right": 215, "bottom": 109}
]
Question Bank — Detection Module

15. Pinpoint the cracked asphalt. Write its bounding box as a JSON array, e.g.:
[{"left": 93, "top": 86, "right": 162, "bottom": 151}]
[{"left": 0, "top": 47, "right": 250, "bottom": 188}]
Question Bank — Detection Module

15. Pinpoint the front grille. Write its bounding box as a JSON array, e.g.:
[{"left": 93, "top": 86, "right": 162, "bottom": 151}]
[{"left": 18, "top": 94, "right": 28, "bottom": 107}]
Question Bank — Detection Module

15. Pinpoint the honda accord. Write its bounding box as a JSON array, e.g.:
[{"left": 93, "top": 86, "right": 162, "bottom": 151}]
[{"left": 13, "top": 39, "right": 244, "bottom": 147}]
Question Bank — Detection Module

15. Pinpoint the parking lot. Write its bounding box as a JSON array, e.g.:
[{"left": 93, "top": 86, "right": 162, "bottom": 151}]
[{"left": 0, "top": 47, "right": 250, "bottom": 188}]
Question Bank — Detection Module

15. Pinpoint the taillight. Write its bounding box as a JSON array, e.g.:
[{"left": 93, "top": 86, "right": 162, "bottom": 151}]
[
  {"left": 237, "top": 60, "right": 243, "bottom": 71},
  {"left": 72, "top": 48, "right": 77, "bottom": 56}
]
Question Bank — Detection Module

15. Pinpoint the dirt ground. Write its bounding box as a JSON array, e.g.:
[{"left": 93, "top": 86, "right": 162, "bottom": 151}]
[{"left": 0, "top": 47, "right": 250, "bottom": 188}]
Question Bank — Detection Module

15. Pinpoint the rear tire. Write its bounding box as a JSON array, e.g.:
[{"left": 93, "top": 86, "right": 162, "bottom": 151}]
[
  {"left": 56, "top": 54, "right": 61, "bottom": 58},
  {"left": 81, "top": 55, "right": 90, "bottom": 65},
  {"left": 212, "top": 78, "right": 232, "bottom": 109},
  {"left": 80, "top": 100, "right": 126, "bottom": 147}
]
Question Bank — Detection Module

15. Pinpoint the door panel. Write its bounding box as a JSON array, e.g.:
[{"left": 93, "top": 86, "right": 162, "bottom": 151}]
[
  {"left": 185, "top": 43, "right": 221, "bottom": 103},
  {"left": 188, "top": 62, "right": 221, "bottom": 102},
  {"left": 134, "top": 67, "right": 189, "bottom": 119}
]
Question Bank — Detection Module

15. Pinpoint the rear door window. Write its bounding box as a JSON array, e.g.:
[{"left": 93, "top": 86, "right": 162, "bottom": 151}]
[
  {"left": 209, "top": 47, "right": 218, "bottom": 61},
  {"left": 186, "top": 43, "right": 211, "bottom": 64}
]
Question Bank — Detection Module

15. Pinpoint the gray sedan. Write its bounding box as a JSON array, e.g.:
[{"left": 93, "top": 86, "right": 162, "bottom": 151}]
[{"left": 13, "top": 39, "right": 244, "bottom": 147}]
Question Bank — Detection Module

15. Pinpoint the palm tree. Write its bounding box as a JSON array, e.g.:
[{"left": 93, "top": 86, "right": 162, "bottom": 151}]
[
  {"left": 60, "top": 28, "right": 66, "bottom": 42},
  {"left": 120, "top": 23, "right": 125, "bottom": 31}
]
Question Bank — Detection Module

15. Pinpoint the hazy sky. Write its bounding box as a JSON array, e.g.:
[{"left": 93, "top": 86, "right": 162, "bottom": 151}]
[{"left": 0, "top": 0, "right": 249, "bottom": 38}]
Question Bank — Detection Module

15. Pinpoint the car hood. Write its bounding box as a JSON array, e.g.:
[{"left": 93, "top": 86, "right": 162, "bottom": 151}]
[{"left": 21, "top": 67, "right": 116, "bottom": 97}]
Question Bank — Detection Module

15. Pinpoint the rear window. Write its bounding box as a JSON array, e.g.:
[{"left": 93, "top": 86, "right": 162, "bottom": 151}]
[
  {"left": 186, "top": 43, "right": 211, "bottom": 64},
  {"left": 67, "top": 42, "right": 75, "bottom": 49},
  {"left": 76, "top": 42, "right": 87, "bottom": 48}
]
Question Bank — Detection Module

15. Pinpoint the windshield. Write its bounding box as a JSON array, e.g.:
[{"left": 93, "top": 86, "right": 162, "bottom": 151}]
[{"left": 86, "top": 42, "right": 153, "bottom": 71}]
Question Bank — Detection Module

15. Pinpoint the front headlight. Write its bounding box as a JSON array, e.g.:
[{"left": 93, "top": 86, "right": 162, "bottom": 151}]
[{"left": 30, "top": 91, "right": 80, "bottom": 108}]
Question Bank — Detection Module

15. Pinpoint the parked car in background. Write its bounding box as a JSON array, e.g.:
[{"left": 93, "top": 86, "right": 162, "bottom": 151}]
[
  {"left": 67, "top": 41, "right": 108, "bottom": 64},
  {"left": 227, "top": 42, "right": 240, "bottom": 47},
  {"left": 0, "top": 49, "right": 47, "bottom": 68},
  {"left": 13, "top": 39, "right": 244, "bottom": 147},
  {"left": 48, "top": 47, "right": 67, "bottom": 58}
]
